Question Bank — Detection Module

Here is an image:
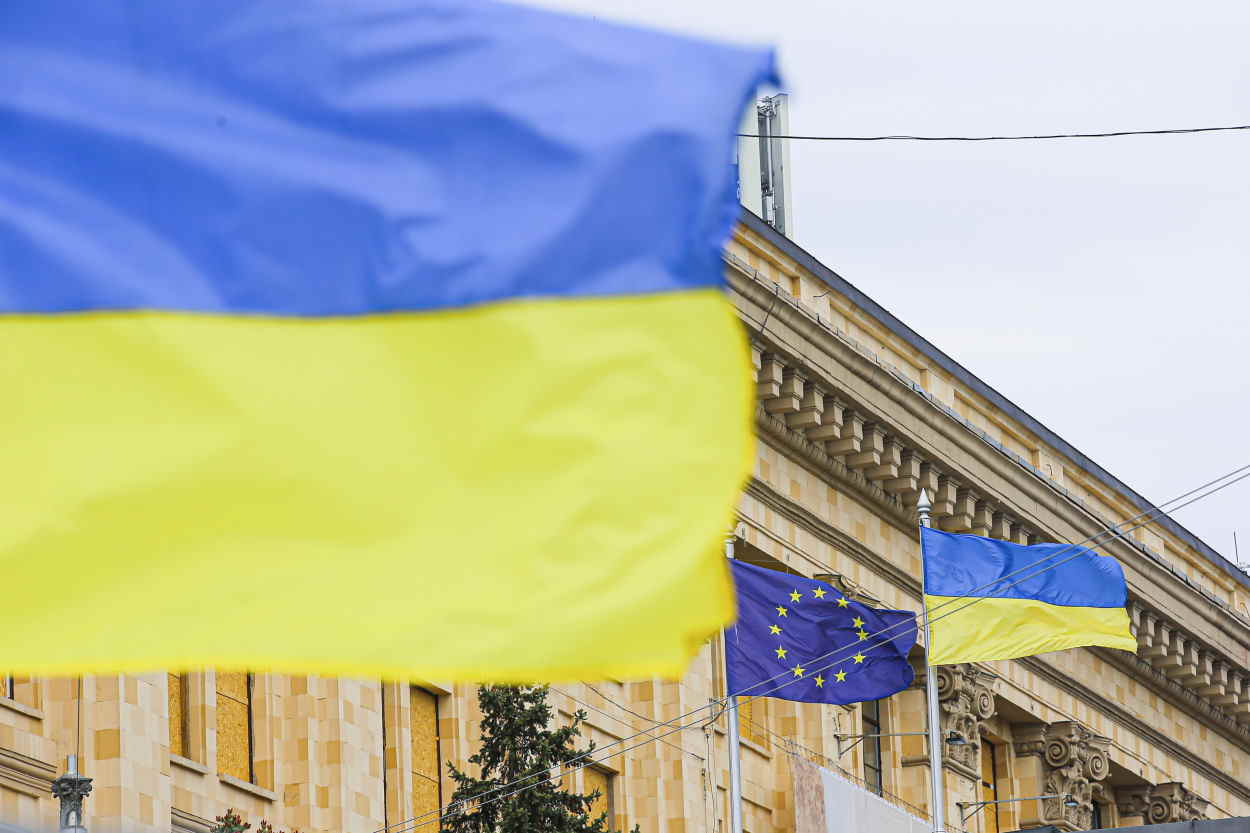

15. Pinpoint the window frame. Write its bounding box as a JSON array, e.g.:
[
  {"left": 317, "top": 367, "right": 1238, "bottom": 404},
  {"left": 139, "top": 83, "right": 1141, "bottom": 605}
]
[{"left": 861, "top": 698, "right": 883, "bottom": 796}]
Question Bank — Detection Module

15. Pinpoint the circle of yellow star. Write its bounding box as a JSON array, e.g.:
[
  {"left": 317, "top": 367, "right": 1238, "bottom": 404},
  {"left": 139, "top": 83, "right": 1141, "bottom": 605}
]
[
  {"left": 853, "top": 652, "right": 866, "bottom": 664},
  {"left": 789, "top": 590, "right": 802, "bottom": 603},
  {"left": 812, "top": 587, "right": 827, "bottom": 599},
  {"left": 836, "top": 597, "right": 849, "bottom": 608},
  {"left": 834, "top": 670, "right": 847, "bottom": 682},
  {"left": 851, "top": 616, "right": 864, "bottom": 628},
  {"left": 791, "top": 664, "right": 805, "bottom": 677},
  {"left": 775, "top": 646, "right": 788, "bottom": 660},
  {"left": 775, "top": 605, "right": 788, "bottom": 617},
  {"left": 814, "top": 675, "right": 825, "bottom": 688},
  {"left": 768, "top": 624, "right": 782, "bottom": 635},
  {"left": 857, "top": 629, "right": 869, "bottom": 641}
]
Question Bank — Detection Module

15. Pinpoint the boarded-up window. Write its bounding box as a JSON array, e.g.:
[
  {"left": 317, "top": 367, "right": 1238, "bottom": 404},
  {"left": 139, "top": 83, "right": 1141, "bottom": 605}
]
[
  {"left": 216, "top": 672, "right": 253, "bottom": 782},
  {"left": 168, "top": 672, "right": 189, "bottom": 759},
  {"left": 411, "top": 686, "right": 441, "bottom": 821},
  {"left": 584, "top": 767, "right": 613, "bottom": 823},
  {"left": 981, "top": 739, "right": 1000, "bottom": 833},
  {"left": 737, "top": 695, "right": 770, "bottom": 748}
]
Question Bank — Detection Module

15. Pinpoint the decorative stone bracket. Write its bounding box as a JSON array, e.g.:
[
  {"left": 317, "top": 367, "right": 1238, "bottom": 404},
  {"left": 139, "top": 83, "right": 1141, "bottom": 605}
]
[
  {"left": 936, "top": 663, "right": 997, "bottom": 776},
  {"left": 1014, "top": 721, "right": 1110, "bottom": 831},
  {"left": 1116, "top": 781, "right": 1210, "bottom": 825}
]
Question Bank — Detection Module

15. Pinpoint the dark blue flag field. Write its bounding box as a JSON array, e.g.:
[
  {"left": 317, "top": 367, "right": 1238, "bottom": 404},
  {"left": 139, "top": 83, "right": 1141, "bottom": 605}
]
[{"left": 726, "top": 560, "right": 917, "bottom": 706}]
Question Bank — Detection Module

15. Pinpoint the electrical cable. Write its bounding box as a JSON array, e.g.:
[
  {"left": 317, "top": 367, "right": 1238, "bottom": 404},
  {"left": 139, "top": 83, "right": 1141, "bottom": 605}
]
[
  {"left": 550, "top": 686, "right": 704, "bottom": 761},
  {"left": 379, "top": 463, "right": 1250, "bottom": 833},
  {"left": 737, "top": 124, "right": 1250, "bottom": 142}
]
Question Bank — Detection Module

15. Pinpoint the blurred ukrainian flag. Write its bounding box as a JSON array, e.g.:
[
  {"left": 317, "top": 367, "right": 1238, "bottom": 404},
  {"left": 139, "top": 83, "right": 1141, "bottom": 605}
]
[{"left": 0, "top": 0, "right": 775, "bottom": 680}]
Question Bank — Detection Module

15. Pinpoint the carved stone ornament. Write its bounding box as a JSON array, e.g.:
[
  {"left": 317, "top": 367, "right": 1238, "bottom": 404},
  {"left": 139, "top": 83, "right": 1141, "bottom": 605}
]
[
  {"left": 935, "top": 663, "right": 997, "bottom": 774},
  {"left": 1014, "top": 721, "right": 1110, "bottom": 830},
  {"left": 1115, "top": 785, "right": 1152, "bottom": 822},
  {"left": 51, "top": 770, "right": 93, "bottom": 832},
  {"left": 1119, "top": 782, "right": 1210, "bottom": 824}
]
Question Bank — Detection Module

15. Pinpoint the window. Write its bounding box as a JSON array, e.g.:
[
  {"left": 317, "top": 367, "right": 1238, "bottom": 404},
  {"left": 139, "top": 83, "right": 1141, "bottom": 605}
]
[
  {"left": 1, "top": 676, "right": 35, "bottom": 709},
  {"left": 216, "top": 672, "right": 254, "bottom": 782},
  {"left": 168, "top": 672, "right": 189, "bottom": 759},
  {"left": 584, "top": 767, "right": 613, "bottom": 823},
  {"left": 980, "top": 739, "right": 1000, "bottom": 833},
  {"left": 1090, "top": 802, "right": 1105, "bottom": 829},
  {"left": 862, "top": 699, "right": 883, "bottom": 796},
  {"left": 411, "top": 686, "right": 442, "bottom": 822},
  {"left": 737, "top": 695, "right": 770, "bottom": 748}
]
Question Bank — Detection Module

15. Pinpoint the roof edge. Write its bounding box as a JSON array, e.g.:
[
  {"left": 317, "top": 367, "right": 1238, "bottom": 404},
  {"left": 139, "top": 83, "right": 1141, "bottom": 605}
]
[{"left": 737, "top": 208, "right": 1249, "bottom": 591}]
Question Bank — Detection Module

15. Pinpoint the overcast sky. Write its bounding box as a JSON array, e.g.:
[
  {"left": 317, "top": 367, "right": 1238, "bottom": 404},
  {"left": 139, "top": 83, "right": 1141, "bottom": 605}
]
[{"left": 537, "top": 0, "right": 1250, "bottom": 563}]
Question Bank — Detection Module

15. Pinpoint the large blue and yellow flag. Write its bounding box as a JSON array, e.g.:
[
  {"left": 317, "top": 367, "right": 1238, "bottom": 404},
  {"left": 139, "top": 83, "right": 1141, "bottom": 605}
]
[
  {"left": 726, "top": 561, "right": 917, "bottom": 705},
  {"left": 922, "top": 528, "right": 1137, "bottom": 665},
  {"left": 0, "top": 1, "right": 775, "bottom": 680}
]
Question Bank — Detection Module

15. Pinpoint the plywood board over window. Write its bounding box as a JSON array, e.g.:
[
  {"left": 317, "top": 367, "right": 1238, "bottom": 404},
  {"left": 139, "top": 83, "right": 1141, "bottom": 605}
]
[
  {"left": 411, "top": 686, "right": 441, "bottom": 822},
  {"left": 168, "top": 672, "right": 189, "bottom": 759},
  {"left": 584, "top": 766, "right": 613, "bottom": 823},
  {"left": 738, "top": 695, "right": 770, "bottom": 748},
  {"left": 216, "top": 671, "right": 253, "bottom": 783}
]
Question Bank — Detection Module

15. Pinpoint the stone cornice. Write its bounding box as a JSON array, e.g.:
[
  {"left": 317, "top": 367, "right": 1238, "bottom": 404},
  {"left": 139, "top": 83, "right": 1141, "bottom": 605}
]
[
  {"left": 741, "top": 476, "right": 921, "bottom": 602},
  {"left": 0, "top": 747, "right": 56, "bottom": 799},
  {"left": 754, "top": 406, "right": 913, "bottom": 530},
  {"left": 171, "top": 807, "right": 215, "bottom": 833}
]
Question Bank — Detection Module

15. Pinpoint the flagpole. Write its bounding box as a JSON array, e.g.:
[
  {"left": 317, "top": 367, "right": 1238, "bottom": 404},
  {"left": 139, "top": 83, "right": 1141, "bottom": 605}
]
[
  {"left": 917, "top": 490, "right": 947, "bottom": 833},
  {"left": 723, "top": 535, "right": 745, "bottom": 833}
]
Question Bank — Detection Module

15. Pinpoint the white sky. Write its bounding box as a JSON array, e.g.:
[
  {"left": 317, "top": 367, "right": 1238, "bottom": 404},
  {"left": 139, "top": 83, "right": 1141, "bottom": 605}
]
[{"left": 535, "top": 0, "right": 1250, "bottom": 562}]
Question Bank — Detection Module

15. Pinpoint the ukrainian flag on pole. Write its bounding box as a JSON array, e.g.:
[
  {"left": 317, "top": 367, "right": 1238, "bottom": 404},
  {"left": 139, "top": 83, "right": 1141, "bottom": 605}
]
[
  {"left": 922, "top": 528, "right": 1137, "bottom": 665},
  {"left": 0, "top": 1, "right": 775, "bottom": 680}
]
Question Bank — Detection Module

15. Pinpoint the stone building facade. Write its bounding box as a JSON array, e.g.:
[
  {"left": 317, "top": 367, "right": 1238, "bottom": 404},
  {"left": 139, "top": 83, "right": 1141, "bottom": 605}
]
[{"left": 3, "top": 211, "right": 1249, "bottom": 833}]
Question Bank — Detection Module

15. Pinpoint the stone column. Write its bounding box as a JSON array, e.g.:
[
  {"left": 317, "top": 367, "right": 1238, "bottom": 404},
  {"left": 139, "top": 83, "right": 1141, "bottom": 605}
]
[
  {"left": 1011, "top": 721, "right": 1110, "bottom": 831},
  {"left": 51, "top": 757, "right": 93, "bottom": 833}
]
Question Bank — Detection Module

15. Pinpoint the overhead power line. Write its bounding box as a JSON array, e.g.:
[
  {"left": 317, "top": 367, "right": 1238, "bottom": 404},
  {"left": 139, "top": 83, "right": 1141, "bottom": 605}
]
[
  {"left": 379, "top": 462, "right": 1250, "bottom": 833},
  {"left": 738, "top": 124, "right": 1250, "bottom": 142}
]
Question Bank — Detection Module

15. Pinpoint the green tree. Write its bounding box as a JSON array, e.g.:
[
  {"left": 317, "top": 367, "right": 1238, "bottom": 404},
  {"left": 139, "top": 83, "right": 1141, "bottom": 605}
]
[
  {"left": 440, "top": 685, "right": 640, "bottom": 833},
  {"left": 208, "top": 809, "right": 299, "bottom": 833}
]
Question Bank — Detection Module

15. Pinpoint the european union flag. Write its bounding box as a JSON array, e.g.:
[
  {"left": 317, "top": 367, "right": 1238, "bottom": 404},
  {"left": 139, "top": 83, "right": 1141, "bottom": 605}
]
[{"left": 726, "top": 561, "right": 917, "bottom": 705}]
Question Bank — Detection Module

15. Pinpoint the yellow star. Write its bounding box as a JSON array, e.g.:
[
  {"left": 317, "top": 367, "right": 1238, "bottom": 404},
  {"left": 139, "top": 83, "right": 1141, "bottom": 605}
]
[
  {"left": 834, "top": 670, "right": 847, "bottom": 682},
  {"left": 789, "top": 590, "right": 802, "bottom": 603},
  {"left": 836, "top": 597, "right": 849, "bottom": 608},
  {"left": 851, "top": 616, "right": 864, "bottom": 628},
  {"left": 857, "top": 629, "right": 869, "bottom": 641},
  {"left": 775, "top": 646, "right": 788, "bottom": 660},
  {"left": 768, "top": 624, "right": 782, "bottom": 635},
  {"left": 812, "top": 587, "right": 827, "bottom": 599},
  {"left": 791, "top": 664, "right": 805, "bottom": 677},
  {"left": 814, "top": 675, "right": 825, "bottom": 688},
  {"left": 775, "top": 605, "right": 788, "bottom": 617},
  {"left": 853, "top": 652, "right": 866, "bottom": 664}
]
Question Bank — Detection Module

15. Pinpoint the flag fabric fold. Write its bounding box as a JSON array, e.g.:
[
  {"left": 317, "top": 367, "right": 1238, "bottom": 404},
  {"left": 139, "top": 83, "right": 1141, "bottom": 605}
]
[
  {"left": 922, "top": 527, "right": 1137, "bottom": 665},
  {"left": 0, "top": 0, "right": 777, "bottom": 680},
  {"left": 726, "top": 560, "right": 917, "bottom": 705}
]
